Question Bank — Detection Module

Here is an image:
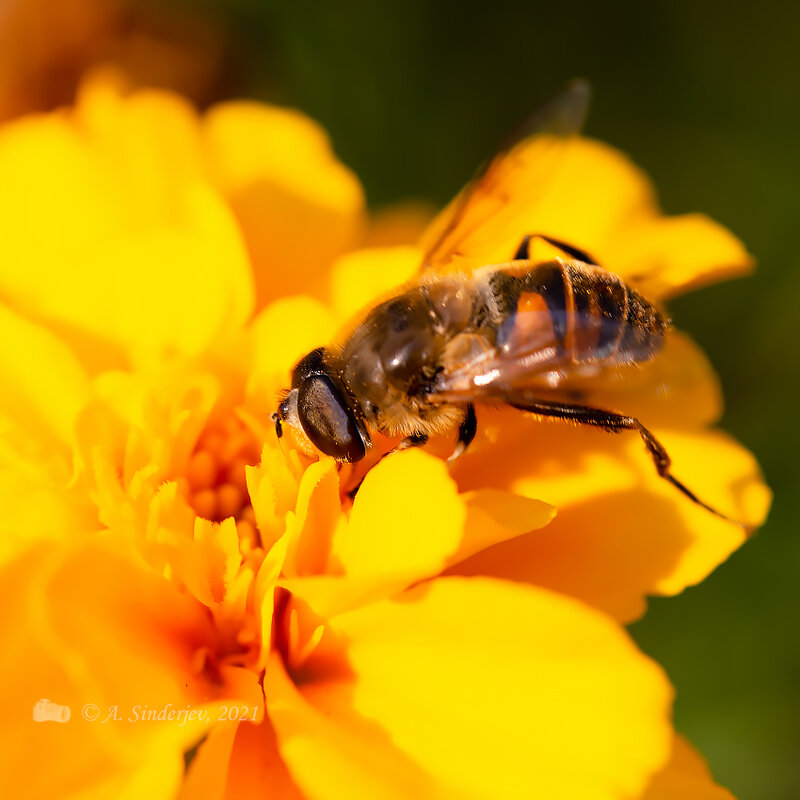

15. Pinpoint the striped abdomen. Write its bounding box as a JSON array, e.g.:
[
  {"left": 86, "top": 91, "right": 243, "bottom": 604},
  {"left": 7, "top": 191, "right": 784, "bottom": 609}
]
[{"left": 489, "top": 260, "right": 668, "bottom": 366}]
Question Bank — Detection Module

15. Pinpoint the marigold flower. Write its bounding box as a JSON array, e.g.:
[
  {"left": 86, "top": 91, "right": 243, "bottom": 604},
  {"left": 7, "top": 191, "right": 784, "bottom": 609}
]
[{"left": 0, "top": 77, "right": 769, "bottom": 799}]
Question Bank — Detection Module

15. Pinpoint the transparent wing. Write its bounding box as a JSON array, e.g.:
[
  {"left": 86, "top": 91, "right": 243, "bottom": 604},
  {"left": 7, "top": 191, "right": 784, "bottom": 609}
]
[
  {"left": 428, "top": 299, "right": 636, "bottom": 403},
  {"left": 430, "top": 329, "right": 718, "bottom": 450},
  {"left": 419, "top": 80, "right": 591, "bottom": 272}
]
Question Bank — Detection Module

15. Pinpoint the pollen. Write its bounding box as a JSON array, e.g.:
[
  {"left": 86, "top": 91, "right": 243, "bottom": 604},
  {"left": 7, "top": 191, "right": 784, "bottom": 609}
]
[{"left": 184, "top": 415, "right": 261, "bottom": 533}]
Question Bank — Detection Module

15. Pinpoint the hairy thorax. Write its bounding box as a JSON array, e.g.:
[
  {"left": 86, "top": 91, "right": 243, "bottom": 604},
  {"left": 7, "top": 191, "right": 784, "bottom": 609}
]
[{"left": 329, "top": 276, "right": 480, "bottom": 437}]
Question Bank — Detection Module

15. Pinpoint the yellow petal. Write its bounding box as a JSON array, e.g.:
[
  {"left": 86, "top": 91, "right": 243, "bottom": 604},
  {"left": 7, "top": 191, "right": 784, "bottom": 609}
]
[
  {"left": 0, "top": 304, "right": 89, "bottom": 446},
  {"left": 449, "top": 487, "right": 555, "bottom": 566},
  {"left": 81, "top": 184, "right": 254, "bottom": 365},
  {"left": 420, "top": 137, "right": 750, "bottom": 300},
  {"left": 331, "top": 449, "right": 465, "bottom": 580},
  {"left": 282, "top": 454, "right": 556, "bottom": 622},
  {"left": 451, "top": 418, "right": 770, "bottom": 622},
  {"left": 329, "top": 245, "right": 422, "bottom": 323},
  {"left": 0, "top": 306, "right": 95, "bottom": 561},
  {"left": 0, "top": 84, "right": 254, "bottom": 369},
  {"left": 280, "top": 450, "right": 467, "bottom": 620},
  {"left": 365, "top": 201, "right": 437, "bottom": 247},
  {"left": 284, "top": 458, "right": 344, "bottom": 578},
  {"left": 202, "top": 102, "right": 365, "bottom": 307},
  {"left": 420, "top": 137, "right": 652, "bottom": 270},
  {"left": 245, "top": 444, "right": 304, "bottom": 553},
  {"left": 250, "top": 296, "right": 337, "bottom": 377},
  {"left": 275, "top": 577, "right": 672, "bottom": 800},
  {"left": 641, "top": 734, "right": 735, "bottom": 800},
  {"left": 615, "top": 214, "right": 754, "bottom": 300},
  {"left": 248, "top": 296, "right": 337, "bottom": 403},
  {"left": 0, "top": 419, "right": 96, "bottom": 565},
  {"left": 277, "top": 574, "right": 393, "bottom": 626},
  {"left": 265, "top": 651, "right": 440, "bottom": 800}
]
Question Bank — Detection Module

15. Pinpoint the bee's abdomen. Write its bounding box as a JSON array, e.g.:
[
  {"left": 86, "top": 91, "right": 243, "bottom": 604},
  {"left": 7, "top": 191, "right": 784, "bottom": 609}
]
[{"left": 490, "top": 260, "right": 667, "bottom": 365}]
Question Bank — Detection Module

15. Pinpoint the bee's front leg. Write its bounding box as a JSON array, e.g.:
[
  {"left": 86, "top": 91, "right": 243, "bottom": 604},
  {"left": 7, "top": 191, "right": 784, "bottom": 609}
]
[
  {"left": 449, "top": 404, "right": 477, "bottom": 462},
  {"left": 387, "top": 432, "right": 429, "bottom": 456}
]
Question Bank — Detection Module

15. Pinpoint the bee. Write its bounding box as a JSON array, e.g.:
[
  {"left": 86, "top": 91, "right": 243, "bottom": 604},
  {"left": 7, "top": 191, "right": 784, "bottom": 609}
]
[{"left": 273, "top": 81, "right": 733, "bottom": 523}]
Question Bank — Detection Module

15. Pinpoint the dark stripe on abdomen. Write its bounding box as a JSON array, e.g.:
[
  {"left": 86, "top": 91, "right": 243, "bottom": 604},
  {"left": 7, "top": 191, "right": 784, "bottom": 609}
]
[
  {"left": 489, "top": 261, "right": 666, "bottom": 366},
  {"left": 564, "top": 263, "right": 628, "bottom": 361},
  {"left": 565, "top": 264, "right": 666, "bottom": 365},
  {"left": 618, "top": 286, "right": 667, "bottom": 362},
  {"left": 491, "top": 261, "right": 569, "bottom": 347}
]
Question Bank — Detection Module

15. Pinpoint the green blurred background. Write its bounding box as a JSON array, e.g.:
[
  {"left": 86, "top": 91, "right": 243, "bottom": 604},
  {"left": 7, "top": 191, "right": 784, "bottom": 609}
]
[{"left": 25, "top": 0, "right": 796, "bottom": 795}]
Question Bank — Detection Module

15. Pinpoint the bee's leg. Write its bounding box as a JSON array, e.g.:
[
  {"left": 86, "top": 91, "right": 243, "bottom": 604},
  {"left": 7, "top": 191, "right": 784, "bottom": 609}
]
[
  {"left": 514, "top": 234, "right": 597, "bottom": 265},
  {"left": 449, "top": 404, "right": 477, "bottom": 462},
  {"left": 389, "top": 433, "right": 429, "bottom": 455},
  {"left": 509, "top": 398, "right": 748, "bottom": 532}
]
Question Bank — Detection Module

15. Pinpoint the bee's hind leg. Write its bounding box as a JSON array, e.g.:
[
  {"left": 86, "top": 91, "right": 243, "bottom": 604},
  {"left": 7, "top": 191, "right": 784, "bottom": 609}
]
[
  {"left": 514, "top": 234, "right": 598, "bottom": 265},
  {"left": 449, "top": 404, "right": 477, "bottom": 462},
  {"left": 509, "top": 398, "right": 750, "bottom": 533}
]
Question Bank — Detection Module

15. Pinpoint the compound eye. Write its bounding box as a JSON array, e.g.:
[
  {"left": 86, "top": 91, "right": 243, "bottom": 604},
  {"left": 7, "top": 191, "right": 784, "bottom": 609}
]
[
  {"left": 297, "top": 374, "right": 366, "bottom": 462},
  {"left": 291, "top": 347, "right": 326, "bottom": 389}
]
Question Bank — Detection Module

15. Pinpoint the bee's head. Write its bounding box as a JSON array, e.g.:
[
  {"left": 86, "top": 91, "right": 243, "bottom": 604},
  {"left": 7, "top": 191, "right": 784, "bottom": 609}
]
[{"left": 273, "top": 348, "right": 369, "bottom": 463}]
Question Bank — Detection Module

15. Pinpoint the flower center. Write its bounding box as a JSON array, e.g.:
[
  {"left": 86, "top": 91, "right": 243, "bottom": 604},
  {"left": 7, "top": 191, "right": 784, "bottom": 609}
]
[{"left": 183, "top": 415, "right": 261, "bottom": 542}]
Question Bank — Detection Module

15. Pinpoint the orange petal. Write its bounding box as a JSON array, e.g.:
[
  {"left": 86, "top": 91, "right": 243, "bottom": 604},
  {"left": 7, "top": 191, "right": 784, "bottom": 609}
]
[
  {"left": 181, "top": 716, "right": 304, "bottom": 800},
  {"left": 179, "top": 722, "right": 238, "bottom": 800},
  {"left": 224, "top": 715, "right": 306, "bottom": 800},
  {"left": 451, "top": 419, "right": 770, "bottom": 622},
  {"left": 202, "top": 102, "right": 365, "bottom": 307},
  {"left": 0, "top": 541, "right": 224, "bottom": 799},
  {"left": 277, "top": 577, "right": 672, "bottom": 800},
  {"left": 641, "top": 734, "right": 735, "bottom": 800}
]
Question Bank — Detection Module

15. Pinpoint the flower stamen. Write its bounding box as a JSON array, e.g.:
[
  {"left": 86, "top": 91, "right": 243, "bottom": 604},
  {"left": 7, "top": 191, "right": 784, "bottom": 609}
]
[{"left": 184, "top": 416, "right": 261, "bottom": 528}]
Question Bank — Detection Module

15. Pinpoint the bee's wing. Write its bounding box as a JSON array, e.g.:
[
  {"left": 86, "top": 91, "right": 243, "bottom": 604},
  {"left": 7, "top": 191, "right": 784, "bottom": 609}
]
[
  {"left": 427, "top": 299, "right": 633, "bottom": 404},
  {"left": 419, "top": 80, "right": 591, "bottom": 272},
  {"left": 430, "top": 330, "right": 712, "bottom": 435}
]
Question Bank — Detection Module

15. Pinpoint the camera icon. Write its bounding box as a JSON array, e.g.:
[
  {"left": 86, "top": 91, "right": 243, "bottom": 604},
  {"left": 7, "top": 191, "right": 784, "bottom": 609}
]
[{"left": 32, "top": 699, "right": 71, "bottom": 723}]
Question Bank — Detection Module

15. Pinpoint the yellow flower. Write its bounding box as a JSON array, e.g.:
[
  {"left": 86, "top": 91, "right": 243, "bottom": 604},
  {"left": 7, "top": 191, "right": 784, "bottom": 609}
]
[{"left": 0, "top": 76, "right": 768, "bottom": 799}]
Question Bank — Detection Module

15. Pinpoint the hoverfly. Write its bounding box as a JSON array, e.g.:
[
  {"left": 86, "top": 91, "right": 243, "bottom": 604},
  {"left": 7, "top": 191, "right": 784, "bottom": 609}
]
[{"left": 273, "top": 81, "right": 733, "bottom": 524}]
